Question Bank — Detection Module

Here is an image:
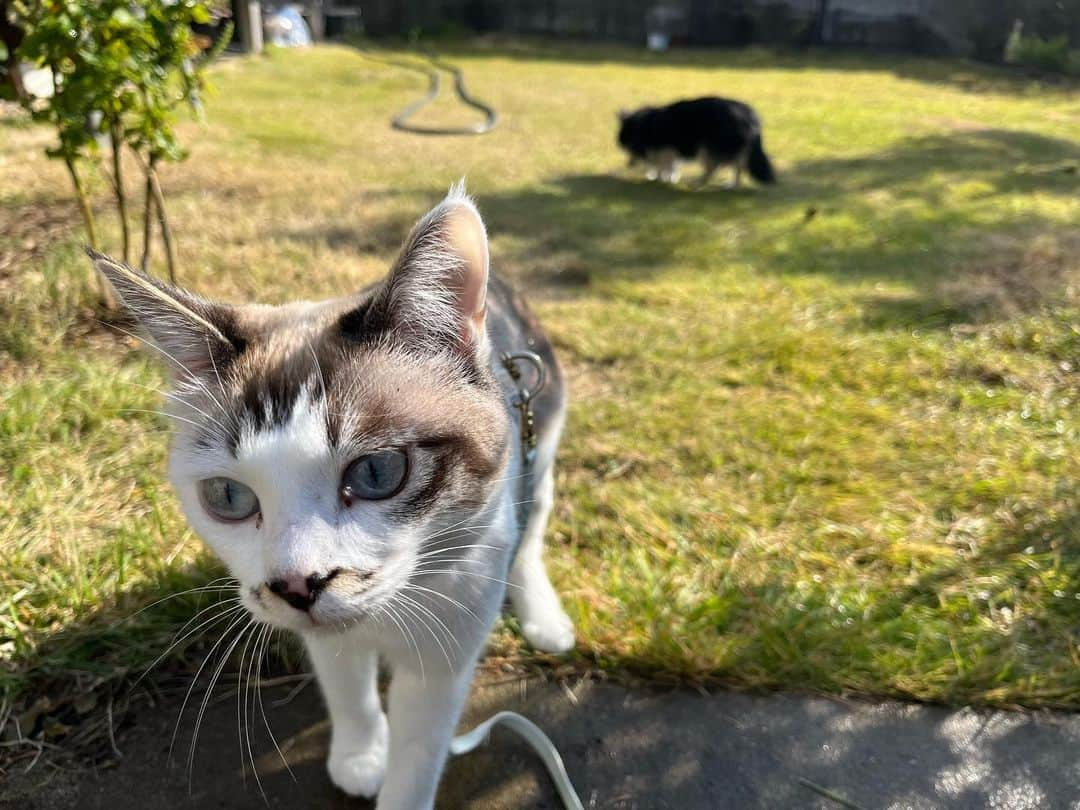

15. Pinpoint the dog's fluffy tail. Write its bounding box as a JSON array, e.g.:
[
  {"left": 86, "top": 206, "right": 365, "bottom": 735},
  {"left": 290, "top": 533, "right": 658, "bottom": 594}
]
[{"left": 748, "top": 134, "right": 776, "bottom": 184}]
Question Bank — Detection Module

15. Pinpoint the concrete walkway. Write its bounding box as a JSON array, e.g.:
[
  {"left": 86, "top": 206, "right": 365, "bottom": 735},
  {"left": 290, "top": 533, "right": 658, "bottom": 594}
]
[{"left": 7, "top": 673, "right": 1079, "bottom": 809}]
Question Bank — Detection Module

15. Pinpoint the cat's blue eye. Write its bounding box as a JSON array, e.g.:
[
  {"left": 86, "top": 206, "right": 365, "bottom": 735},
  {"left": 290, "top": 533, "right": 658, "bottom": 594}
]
[
  {"left": 199, "top": 477, "right": 260, "bottom": 521},
  {"left": 342, "top": 450, "right": 408, "bottom": 502}
]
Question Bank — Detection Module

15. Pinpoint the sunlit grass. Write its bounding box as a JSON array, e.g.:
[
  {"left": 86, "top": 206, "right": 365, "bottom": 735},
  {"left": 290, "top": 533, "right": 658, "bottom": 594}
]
[{"left": 1, "top": 40, "right": 1078, "bottom": 729}]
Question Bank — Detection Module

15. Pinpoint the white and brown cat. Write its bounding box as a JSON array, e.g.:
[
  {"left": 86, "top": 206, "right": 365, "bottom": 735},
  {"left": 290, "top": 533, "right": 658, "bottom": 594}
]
[{"left": 91, "top": 184, "right": 574, "bottom": 809}]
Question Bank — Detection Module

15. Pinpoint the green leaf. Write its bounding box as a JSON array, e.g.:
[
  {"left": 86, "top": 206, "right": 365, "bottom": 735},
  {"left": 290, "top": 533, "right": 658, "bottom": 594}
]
[{"left": 109, "top": 8, "right": 136, "bottom": 27}]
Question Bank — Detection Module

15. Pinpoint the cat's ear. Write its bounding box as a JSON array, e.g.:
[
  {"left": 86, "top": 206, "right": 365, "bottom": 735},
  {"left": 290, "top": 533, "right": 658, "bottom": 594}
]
[
  {"left": 88, "top": 249, "right": 244, "bottom": 380},
  {"left": 364, "top": 182, "right": 490, "bottom": 359},
  {"left": 617, "top": 108, "right": 630, "bottom": 121}
]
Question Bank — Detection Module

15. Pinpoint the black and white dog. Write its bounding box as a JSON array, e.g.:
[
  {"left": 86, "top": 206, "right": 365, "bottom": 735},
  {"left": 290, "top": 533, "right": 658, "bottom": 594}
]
[{"left": 617, "top": 96, "right": 776, "bottom": 187}]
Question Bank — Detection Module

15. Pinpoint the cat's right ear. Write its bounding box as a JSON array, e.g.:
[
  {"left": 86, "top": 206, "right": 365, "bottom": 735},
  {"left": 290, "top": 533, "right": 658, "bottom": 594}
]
[
  {"left": 88, "top": 249, "right": 244, "bottom": 380},
  {"left": 617, "top": 109, "right": 630, "bottom": 122}
]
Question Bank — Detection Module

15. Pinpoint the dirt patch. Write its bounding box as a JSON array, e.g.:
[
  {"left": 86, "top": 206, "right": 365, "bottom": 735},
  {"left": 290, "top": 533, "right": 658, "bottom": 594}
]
[
  {"left": 944, "top": 230, "right": 1080, "bottom": 320},
  {"left": 0, "top": 199, "right": 77, "bottom": 282}
]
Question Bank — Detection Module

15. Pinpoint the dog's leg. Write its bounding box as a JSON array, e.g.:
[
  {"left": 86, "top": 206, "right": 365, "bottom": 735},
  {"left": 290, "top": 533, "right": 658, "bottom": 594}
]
[
  {"left": 730, "top": 146, "right": 752, "bottom": 188},
  {"left": 657, "top": 153, "right": 680, "bottom": 184},
  {"left": 697, "top": 158, "right": 719, "bottom": 188}
]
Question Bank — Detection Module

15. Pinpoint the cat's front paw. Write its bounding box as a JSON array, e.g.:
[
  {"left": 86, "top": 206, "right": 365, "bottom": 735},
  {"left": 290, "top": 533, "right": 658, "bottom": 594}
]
[
  {"left": 522, "top": 609, "right": 576, "bottom": 654},
  {"left": 327, "top": 713, "right": 389, "bottom": 799}
]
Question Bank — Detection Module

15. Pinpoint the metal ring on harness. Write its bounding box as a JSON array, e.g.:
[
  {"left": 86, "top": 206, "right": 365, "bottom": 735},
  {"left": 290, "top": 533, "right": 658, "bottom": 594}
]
[
  {"left": 500, "top": 350, "right": 546, "bottom": 468},
  {"left": 501, "top": 350, "right": 546, "bottom": 408}
]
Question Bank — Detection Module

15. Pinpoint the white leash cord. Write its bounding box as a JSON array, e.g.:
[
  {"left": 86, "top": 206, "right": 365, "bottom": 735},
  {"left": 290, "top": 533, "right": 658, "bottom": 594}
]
[{"left": 450, "top": 711, "right": 585, "bottom": 810}]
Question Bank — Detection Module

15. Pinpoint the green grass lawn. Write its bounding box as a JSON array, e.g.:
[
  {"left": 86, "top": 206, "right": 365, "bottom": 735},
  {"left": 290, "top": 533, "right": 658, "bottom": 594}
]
[{"left": 2, "top": 40, "right": 1079, "bottom": 737}]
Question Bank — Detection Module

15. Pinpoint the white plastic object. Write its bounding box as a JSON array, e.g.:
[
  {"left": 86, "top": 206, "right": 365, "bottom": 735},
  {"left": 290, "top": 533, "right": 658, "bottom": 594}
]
[{"left": 450, "top": 711, "right": 585, "bottom": 810}]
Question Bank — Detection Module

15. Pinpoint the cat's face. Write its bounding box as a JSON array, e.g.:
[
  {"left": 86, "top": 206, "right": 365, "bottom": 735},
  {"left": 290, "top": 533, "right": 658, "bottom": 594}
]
[{"left": 94, "top": 188, "right": 509, "bottom": 633}]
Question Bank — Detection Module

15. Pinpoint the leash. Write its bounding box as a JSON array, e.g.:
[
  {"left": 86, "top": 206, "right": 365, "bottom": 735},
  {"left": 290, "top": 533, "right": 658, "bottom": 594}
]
[
  {"left": 450, "top": 711, "right": 584, "bottom": 810},
  {"left": 500, "top": 349, "right": 545, "bottom": 536},
  {"left": 448, "top": 351, "right": 584, "bottom": 809}
]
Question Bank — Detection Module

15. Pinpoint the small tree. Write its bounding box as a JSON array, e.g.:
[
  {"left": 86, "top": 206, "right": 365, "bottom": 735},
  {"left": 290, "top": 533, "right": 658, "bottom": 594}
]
[{"left": 13, "top": 0, "right": 228, "bottom": 301}]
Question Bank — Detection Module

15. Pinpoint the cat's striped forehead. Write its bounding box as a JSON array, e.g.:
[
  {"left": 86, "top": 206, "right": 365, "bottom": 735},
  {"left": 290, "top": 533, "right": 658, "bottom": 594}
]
[{"left": 182, "top": 296, "right": 499, "bottom": 462}]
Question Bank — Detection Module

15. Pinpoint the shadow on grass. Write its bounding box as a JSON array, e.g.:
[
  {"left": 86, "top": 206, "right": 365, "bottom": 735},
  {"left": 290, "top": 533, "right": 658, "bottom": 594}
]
[
  {"left": 0, "top": 555, "right": 236, "bottom": 762},
  {"left": 466, "top": 128, "right": 1077, "bottom": 326},
  {"left": 264, "top": 127, "right": 1077, "bottom": 333}
]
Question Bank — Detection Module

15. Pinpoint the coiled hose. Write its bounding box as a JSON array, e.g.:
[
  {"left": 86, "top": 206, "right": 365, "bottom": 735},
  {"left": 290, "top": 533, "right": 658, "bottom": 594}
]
[{"left": 356, "top": 47, "right": 498, "bottom": 136}]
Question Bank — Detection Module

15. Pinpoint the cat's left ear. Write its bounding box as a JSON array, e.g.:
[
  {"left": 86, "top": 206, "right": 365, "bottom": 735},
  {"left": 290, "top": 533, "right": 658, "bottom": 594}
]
[
  {"left": 365, "top": 182, "right": 490, "bottom": 360},
  {"left": 87, "top": 249, "right": 244, "bottom": 381}
]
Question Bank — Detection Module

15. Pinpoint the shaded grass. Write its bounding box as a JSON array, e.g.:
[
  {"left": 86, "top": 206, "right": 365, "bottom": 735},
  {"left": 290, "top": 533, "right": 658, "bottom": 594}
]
[{"left": 1, "top": 41, "right": 1079, "bottom": 745}]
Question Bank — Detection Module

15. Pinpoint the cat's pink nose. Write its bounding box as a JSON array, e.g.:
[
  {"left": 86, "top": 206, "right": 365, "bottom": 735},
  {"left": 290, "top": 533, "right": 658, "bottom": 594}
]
[{"left": 267, "top": 570, "right": 338, "bottom": 612}]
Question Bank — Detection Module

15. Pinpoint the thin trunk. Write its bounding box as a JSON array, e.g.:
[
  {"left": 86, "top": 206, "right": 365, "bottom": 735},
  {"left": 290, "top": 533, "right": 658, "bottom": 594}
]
[
  {"left": 109, "top": 120, "right": 130, "bottom": 264},
  {"left": 63, "top": 155, "right": 98, "bottom": 249},
  {"left": 139, "top": 153, "right": 154, "bottom": 271},
  {"left": 1, "top": 8, "right": 25, "bottom": 102},
  {"left": 147, "top": 159, "right": 177, "bottom": 284},
  {"left": 64, "top": 155, "right": 116, "bottom": 309},
  {"left": 6, "top": 58, "right": 25, "bottom": 102}
]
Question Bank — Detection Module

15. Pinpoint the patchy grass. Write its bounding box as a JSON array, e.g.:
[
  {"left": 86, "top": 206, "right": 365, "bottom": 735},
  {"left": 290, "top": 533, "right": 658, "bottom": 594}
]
[{"left": 2, "top": 41, "right": 1079, "bottom": 742}]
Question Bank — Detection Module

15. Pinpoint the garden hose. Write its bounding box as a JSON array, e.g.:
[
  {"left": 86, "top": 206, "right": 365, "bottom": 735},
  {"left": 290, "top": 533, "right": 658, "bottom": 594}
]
[{"left": 356, "top": 47, "right": 498, "bottom": 135}]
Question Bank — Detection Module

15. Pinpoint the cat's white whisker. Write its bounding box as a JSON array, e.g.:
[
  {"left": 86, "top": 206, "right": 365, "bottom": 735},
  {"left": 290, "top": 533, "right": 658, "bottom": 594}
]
[
  {"left": 487, "top": 471, "right": 535, "bottom": 486},
  {"left": 186, "top": 618, "right": 255, "bottom": 790},
  {"left": 121, "top": 380, "right": 234, "bottom": 439},
  {"left": 412, "top": 557, "right": 485, "bottom": 566},
  {"left": 243, "top": 623, "right": 269, "bottom": 804},
  {"left": 235, "top": 619, "right": 259, "bottom": 786},
  {"left": 410, "top": 569, "right": 522, "bottom": 590},
  {"left": 133, "top": 601, "right": 244, "bottom": 688},
  {"left": 398, "top": 592, "right": 462, "bottom": 651},
  {"left": 393, "top": 597, "right": 452, "bottom": 674},
  {"left": 169, "top": 610, "right": 249, "bottom": 763},
  {"left": 419, "top": 512, "right": 487, "bottom": 539},
  {"left": 306, "top": 339, "right": 331, "bottom": 438},
  {"left": 383, "top": 599, "right": 425, "bottom": 686},
  {"left": 120, "top": 407, "right": 207, "bottom": 432},
  {"left": 205, "top": 335, "right": 231, "bottom": 415},
  {"left": 402, "top": 583, "right": 484, "bottom": 625},
  {"left": 422, "top": 524, "right": 503, "bottom": 540},
  {"left": 129, "top": 579, "right": 238, "bottom": 618},
  {"left": 416, "top": 542, "right": 503, "bottom": 558},
  {"left": 420, "top": 500, "right": 536, "bottom": 541},
  {"left": 419, "top": 503, "right": 536, "bottom": 543},
  {"left": 254, "top": 626, "right": 297, "bottom": 783},
  {"left": 105, "top": 322, "right": 230, "bottom": 418}
]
